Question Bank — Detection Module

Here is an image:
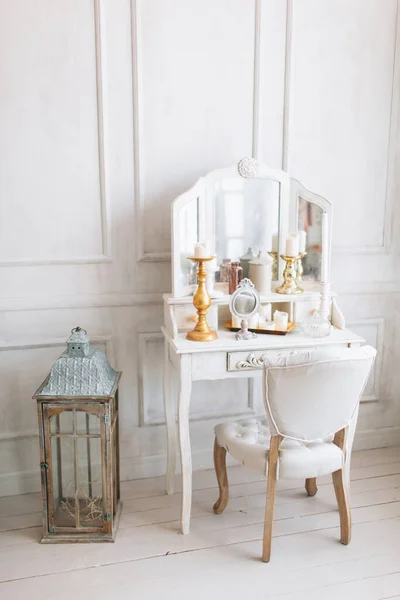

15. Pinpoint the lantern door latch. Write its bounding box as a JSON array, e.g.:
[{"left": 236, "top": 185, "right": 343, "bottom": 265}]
[
  {"left": 102, "top": 415, "right": 109, "bottom": 424},
  {"left": 104, "top": 512, "right": 111, "bottom": 521},
  {"left": 40, "top": 462, "right": 49, "bottom": 471}
]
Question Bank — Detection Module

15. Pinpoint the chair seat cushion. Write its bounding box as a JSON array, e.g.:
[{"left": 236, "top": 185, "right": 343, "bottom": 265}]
[{"left": 214, "top": 418, "right": 344, "bottom": 479}]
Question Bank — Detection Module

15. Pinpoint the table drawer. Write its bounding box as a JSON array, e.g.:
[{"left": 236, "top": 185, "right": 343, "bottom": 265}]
[
  {"left": 192, "top": 342, "right": 354, "bottom": 378},
  {"left": 227, "top": 342, "right": 349, "bottom": 372},
  {"left": 192, "top": 352, "right": 229, "bottom": 380}
]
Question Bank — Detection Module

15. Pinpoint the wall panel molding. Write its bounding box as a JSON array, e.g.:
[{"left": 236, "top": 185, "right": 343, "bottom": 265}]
[
  {"left": 0, "top": 0, "right": 111, "bottom": 267},
  {"left": 131, "top": 0, "right": 171, "bottom": 264},
  {"left": 1, "top": 284, "right": 398, "bottom": 313},
  {"left": 286, "top": 0, "right": 399, "bottom": 256},
  {"left": 346, "top": 317, "right": 385, "bottom": 403},
  {"left": 0, "top": 334, "right": 113, "bottom": 356},
  {"left": 0, "top": 291, "right": 163, "bottom": 312},
  {"left": 137, "top": 332, "right": 164, "bottom": 425},
  {"left": 133, "top": 0, "right": 261, "bottom": 263},
  {"left": 333, "top": 0, "right": 400, "bottom": 256},
  {"left": 0, "top": 431, "right": 38, "bottom": 441}
]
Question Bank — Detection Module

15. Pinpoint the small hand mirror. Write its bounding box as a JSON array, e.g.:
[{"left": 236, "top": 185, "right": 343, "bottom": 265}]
[{"left": 229, "top": 278, "right": 260, "bottom": 340}]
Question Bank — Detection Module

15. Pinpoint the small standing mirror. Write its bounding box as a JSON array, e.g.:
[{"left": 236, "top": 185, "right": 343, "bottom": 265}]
[{"left": 229, "top": 279, "right": 260, "bottom": 340}]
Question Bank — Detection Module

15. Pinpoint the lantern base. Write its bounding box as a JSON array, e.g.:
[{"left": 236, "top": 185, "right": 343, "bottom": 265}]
[{"left": 40, "top": 501, "right": 123, "bottom": 544}]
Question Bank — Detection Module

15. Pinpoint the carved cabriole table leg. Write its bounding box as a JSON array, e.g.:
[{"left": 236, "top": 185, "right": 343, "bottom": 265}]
[
  {"left": 178, "top": 353, "right": 193, "bottom": 534},
  {"left": 164, "top": 339, "right": 177, "bottom": 495}
]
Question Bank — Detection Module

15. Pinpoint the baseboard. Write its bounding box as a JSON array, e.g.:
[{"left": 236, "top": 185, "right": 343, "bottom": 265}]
[
  {"left": 0, "top": 469, "right": 41, "bottom": 498},
  {"left": 352, "top": 426, "right": 400, "bottom": 451},
  {"left": 2, "top": 427, "right": 400, "bottom": 498}
]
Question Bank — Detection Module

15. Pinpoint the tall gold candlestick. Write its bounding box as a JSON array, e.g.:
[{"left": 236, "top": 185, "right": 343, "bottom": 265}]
[
  {"left": 276, "top": 254, "right": 304, "bottom": 295},
  {"left": 296, "top": 252, "right": 307, "bottom": 284},
  {"left": 186, "top": 256, "right": 218, "bottom": 342}
]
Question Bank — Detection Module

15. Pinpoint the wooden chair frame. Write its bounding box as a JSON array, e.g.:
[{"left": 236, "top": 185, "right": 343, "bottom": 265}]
[{"left": 213, "top": 426, "right": 351, "bottom": 563}]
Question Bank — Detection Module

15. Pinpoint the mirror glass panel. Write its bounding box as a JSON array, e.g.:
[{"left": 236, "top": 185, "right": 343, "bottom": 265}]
[
  {"left": 233, "top": 290, "right": 257, "bottom": 317},
  {"left": 214, "top": 178, "right": 280, "bottom": 281},
  {"left": 177, "top": 197, "right": 199, "bottom": 291},
  {"left": 298, "top": 197, "right": 323, "bottom": 282}
]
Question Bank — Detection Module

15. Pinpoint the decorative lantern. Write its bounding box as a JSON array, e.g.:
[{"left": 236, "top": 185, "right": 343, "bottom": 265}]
[{"left": 33, "top": 327, "right": 122, "bottom": 543}]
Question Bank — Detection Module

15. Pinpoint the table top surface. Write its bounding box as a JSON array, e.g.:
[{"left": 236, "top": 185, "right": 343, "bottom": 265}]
[
  {"left": 162, "top": 326, "right": 364, "bottom": 355},
  {"left": 163, "top": 290, "right": 325, "bottom": 305}
]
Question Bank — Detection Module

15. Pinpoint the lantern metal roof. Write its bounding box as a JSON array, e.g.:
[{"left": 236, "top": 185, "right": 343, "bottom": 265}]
[{"left": 38, "top": 327, "right": 118, "bottom": 397}]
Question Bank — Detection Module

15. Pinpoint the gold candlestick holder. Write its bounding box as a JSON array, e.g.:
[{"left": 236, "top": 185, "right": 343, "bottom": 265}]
[
  {"left": 296, "top": 252, "right": 307, "bottom": 284},
  {"left": 186, "top": 256, "right": 218, "bottom": 342},
  {"left": 276, "top": 254, "right": 304, "bottom": 295}
]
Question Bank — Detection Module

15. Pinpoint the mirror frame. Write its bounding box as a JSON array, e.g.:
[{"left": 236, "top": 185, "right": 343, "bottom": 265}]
[
  {"left": 171, "top": 158, "right": 332, "bottom": 300},
  {"left": 229, "top": 278, "right": 260, "bottom": 320},
  {"left": 290, "top": 178, "right": 333, "bottom": 290}
]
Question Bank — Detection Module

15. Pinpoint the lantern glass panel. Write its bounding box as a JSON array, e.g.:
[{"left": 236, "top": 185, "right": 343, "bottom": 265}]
[
  {"left": 51, "top": 436, "right": 75, "bottom": 527},
  {"left": 76, "top": 410, "right": 101, "bottom": 435},
  {"left": 50, "top": 410, "right": 73, "bottom": 434},
  {"left": 49, "top": 409, "right": 104, "bottom": 530},
  {"left": 76, "top": 437, "right": 103, "bottom": 527}
]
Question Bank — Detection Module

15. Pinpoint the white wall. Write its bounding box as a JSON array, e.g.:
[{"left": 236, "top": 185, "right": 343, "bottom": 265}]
[{"left": 0, "top": 0, "right": 399, "bottom": 496}]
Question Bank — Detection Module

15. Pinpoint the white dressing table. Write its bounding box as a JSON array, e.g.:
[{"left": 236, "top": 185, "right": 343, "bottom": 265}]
[{"left": 162, "top": 158, "right": 364, "bottom": 534}]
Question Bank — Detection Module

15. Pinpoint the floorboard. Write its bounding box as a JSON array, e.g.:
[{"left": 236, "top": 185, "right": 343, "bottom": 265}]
[{"left": 0, "top": 446, "right": 399, "bottom": 600}]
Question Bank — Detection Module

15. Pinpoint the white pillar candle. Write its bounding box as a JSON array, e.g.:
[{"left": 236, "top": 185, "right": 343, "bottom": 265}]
[
  {"left": 299, "top": 230, "right": 307, "bottom": 253},
  {"left": 274, "top": 310, "right": 288, "bottom": 332},
  {"left": 248, "top": 314, "right": 259, "bottom": 328},
  {"left": 321, "top": 213, "right": 329, "bottom": 283},
  {"left": 260, "top": 303, "right": 272, "bottom": 321},
  {"left": 271, "top": 233, "right": 279, "bottom": 252},
  {"left": 285, "top": 233, "right": 299, "bottom": 257},
  {"left": 194, "top": 243, "right": 207, "bottom": 258},
  {"left": 231, "top": 314, "right": 241, "bottom": 328}
]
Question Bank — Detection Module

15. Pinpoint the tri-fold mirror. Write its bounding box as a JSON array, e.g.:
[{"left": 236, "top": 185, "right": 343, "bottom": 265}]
[{"left": 171, "top": 159, "right": 331, "bottom": 298}]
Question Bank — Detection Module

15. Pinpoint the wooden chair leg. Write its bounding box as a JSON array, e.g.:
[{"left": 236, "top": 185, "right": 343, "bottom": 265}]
[
  {"left": 332, "top": 426, "right": 351, "bottom": 545},
  {"left": 213, "top": 439, "right": 229, "bottom": 514},
  {"left": 332, "top": 468, "right": 351, "bottom": 545},
  {"left": 305, "top": 477, "right": 318, "bottom": 497},
  {"left": 262, "top": 435, "right": 282, "bottom": 563}
]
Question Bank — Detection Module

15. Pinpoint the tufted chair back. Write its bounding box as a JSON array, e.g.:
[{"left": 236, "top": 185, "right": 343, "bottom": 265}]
[{"left": 263, "top": 345, "right": 376, "bottom": 443}]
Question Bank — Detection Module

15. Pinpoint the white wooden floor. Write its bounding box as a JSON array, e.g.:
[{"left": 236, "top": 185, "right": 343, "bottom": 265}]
[{"left": 1, "top": 446, "right": 400, "bottom": 600}]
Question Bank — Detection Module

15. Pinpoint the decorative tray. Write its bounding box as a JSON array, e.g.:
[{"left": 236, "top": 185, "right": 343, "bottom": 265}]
[{"left": 225, "top": 321, "right": 296, "bottom": 336}]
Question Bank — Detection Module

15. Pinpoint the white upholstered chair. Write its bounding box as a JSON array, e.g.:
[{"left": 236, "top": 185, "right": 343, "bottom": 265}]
[{"left": 213, "top": 345, "right": 376, "bottom": 562}]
